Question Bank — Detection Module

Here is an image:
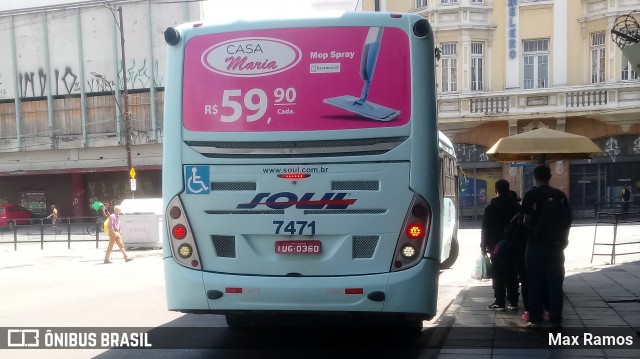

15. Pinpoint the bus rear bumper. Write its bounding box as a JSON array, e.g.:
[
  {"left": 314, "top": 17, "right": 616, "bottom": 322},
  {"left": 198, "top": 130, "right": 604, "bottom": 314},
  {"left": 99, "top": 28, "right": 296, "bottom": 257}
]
[{"left": 164, "top": 257, "right": 439, "bottom": 318}]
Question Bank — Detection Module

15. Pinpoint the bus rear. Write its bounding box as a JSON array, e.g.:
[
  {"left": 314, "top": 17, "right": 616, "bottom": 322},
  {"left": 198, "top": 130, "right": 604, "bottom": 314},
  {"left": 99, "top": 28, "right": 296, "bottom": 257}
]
[{"left": 162, "top": 12, "right": 441, "bottom": 327}]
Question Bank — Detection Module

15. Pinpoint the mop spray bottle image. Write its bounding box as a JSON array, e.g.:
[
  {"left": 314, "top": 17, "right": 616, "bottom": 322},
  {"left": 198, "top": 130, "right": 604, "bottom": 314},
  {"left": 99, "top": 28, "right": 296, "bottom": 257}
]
[
  {"left": 323, "top": 27, "right": 401, "bottom": 121},
  {"left": 358, "top": 27, "right": 383, "bottom": 105}
]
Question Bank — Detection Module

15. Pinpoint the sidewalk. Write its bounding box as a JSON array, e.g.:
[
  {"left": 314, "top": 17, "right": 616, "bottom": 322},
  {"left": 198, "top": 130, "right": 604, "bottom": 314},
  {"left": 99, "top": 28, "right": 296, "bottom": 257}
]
[
  {"left": 0, "top": 242, "right": 162, "bottom": 269},
  {"left": 2, "top": 222, "right": 640, "bottom": 357},
  {"left": 437, "top": 259, "right": 640, "bottom": 357}
]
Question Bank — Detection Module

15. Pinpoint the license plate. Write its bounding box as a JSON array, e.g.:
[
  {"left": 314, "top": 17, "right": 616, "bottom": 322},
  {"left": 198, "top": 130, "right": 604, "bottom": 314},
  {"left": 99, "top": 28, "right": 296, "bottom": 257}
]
[{"left": 275, "top": 240, "right": 322, "bottom": 254}]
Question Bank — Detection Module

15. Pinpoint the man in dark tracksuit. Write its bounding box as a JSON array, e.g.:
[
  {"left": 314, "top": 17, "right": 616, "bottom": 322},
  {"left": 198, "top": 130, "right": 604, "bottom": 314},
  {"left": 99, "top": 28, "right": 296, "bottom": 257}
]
[
  {"left": 522, "top": 164, "right": 570, "bottom": 328},
  {"left": 481, "top": 179, "right": 520, "bottom": 310}
]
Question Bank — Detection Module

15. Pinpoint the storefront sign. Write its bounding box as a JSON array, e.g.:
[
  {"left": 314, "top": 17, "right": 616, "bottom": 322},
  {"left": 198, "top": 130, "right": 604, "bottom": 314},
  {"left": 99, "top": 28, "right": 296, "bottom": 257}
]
[
  {"left": 509, "top": 161, "right": 535, "bottom": 167},
  {"left": 506, "top": 0, "right": 520, "bottom": 88},
  {"left": 508, "top": 0, "right": 518, "bottom": 59}
]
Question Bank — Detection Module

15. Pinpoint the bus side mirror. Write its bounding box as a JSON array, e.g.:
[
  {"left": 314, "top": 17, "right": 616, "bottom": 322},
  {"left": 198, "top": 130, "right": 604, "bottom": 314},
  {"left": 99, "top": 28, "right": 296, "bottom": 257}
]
[{"left": 164, "top": 27, "right": 181, "bottom": 46}]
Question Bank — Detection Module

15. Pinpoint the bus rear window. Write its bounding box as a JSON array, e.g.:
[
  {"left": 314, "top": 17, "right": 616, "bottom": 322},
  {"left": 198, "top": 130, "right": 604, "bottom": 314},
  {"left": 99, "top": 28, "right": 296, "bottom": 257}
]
[{"left": 183, "top": 26, "right": 411, "bottom": 132}]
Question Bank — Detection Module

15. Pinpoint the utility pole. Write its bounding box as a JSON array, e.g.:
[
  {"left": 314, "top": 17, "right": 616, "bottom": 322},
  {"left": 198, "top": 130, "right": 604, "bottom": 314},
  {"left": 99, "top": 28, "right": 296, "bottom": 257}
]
[
  {"left": 118, "top": 6, "right": 132, "bottom": 171},
  {"left": 118, "top": 6, "right": 134, "bottom": 199}
]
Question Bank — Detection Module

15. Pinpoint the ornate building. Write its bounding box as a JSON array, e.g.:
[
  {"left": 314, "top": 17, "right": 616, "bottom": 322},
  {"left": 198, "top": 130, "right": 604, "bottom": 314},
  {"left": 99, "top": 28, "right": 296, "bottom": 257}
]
[{"left": 364, "top": 0, "right": 640, "bottom": 218}]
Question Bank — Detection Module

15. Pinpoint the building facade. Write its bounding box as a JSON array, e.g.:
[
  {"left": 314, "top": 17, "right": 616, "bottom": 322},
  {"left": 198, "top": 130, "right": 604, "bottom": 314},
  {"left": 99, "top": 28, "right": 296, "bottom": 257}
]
[
  {"left": 0, "top": 0, "right": 200, "bottom": 218},
  {"left": 365, "top": 0, "right": 640, "bottom": 219},
  {"left": 2, "top": 0, "right": 640, "bottom": 221}
]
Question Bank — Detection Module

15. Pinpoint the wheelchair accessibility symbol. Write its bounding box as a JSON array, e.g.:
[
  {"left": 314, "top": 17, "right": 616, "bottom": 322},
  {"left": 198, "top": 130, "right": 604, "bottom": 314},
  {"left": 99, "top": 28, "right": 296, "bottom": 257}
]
[{"left": 185, "top": 165, "right": 210, "bottom": 194}]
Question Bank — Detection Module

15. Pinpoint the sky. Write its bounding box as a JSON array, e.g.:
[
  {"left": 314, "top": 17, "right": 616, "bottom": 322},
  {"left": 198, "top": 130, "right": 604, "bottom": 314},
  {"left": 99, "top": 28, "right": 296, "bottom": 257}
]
[
  {"left": 0, "top": 1, "right": 361, "bottom": 15},
  {"left": 202, "top": 0, "right": 361, "bottom": 23},
  {"left": 0, "top": 0, "right": 80, "bottom": 11}
]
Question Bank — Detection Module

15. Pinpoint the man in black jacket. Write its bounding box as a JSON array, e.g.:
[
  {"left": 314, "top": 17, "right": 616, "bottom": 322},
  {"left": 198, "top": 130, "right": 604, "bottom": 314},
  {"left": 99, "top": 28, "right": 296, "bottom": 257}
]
[
  {"left": 522, "top": 164, "right": 571, "bottom": 328},
  {"left": 481, "top": 179, "right": 520, "bottom": 310},
  {"left": 621, "top": 185, "right": 631, "bottom": 218}
]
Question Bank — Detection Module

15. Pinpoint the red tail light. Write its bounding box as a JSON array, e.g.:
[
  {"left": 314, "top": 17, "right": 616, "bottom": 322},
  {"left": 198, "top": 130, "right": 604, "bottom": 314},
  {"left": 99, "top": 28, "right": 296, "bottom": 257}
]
[
  {"left": 406, "top": 224, "right": 424, "bottom": 239},
  {"left": 166, "top": 196, "right": 201, "bottom": 269},
  {"left": 392, "top": 194, "right": 431, "bottom": 271},
  {"left": 277, "top": 173, "right": 310, "bottom": 179},
  {"left": 172, "top": 224, "right": 187, "bottom": 239}
]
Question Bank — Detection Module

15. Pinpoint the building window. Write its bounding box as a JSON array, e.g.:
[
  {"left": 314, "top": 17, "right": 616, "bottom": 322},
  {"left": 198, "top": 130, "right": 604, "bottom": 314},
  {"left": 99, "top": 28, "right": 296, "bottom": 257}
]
[
  {"left": 471, "top": 0, "right": 484, "bottom": 3},
  {"left": 416, "top": 0, "right": 427, "bottom": 8},
  {"left": 471, "top": 42, "right": 484, "bottom": 91},
  {"left": 622, "top": 57, "right": 639, "bottom": 80},
  {"left": 440, "top": 0, "right": 458, "bottom": 4},
  {"left": 522, "top": 39, "right": 549, "bottom": 89},
  {"left": 591, "top": 32, "right": 605, "bottom": 83},
  {"left": 441, "top": 43, "right": 458, "bottom": 93}
]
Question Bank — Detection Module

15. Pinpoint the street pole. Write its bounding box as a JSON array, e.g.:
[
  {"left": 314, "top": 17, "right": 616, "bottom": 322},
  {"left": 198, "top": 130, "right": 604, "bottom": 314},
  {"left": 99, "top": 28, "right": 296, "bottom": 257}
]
[{"left": 118, "top": 6, "right": 133, "bottom": 171}]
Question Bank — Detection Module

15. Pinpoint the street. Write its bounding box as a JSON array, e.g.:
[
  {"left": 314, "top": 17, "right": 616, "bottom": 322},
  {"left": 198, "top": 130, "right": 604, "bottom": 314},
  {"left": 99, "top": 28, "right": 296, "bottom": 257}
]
[{"left": 1, "top": 222, "right": 638, "bottom": 358}]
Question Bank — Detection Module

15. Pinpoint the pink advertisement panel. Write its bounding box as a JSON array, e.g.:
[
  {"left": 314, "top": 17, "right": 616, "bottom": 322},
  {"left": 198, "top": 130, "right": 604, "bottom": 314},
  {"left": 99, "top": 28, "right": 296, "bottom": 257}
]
[{"left": 183, "top": 26, "right": 411, "bottom": 132}]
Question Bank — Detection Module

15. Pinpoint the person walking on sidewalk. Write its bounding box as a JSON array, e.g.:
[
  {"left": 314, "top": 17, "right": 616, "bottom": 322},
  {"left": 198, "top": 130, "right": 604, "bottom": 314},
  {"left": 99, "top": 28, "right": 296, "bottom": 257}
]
[
  {"left": 46, "top": 205, "right": 59, "bottom": 233},
  {"left": 91, "top": 197, "right": 110, "bottom": 233},
  {"left": 522, "top": 164, "right": 572, "bottom": 328},
  {"left": 621, "top": 185, "right": 631, "bottom": 219},
  {"left": 481, "top": 179, "right": 520, "bottom": 311},
  {"left": 104, "top": 205, "right": 134, "bottom": 264}
]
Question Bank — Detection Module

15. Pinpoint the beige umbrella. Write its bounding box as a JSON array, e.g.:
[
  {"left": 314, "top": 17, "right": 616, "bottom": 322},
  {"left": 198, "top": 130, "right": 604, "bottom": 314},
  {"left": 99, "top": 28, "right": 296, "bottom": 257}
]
[{"left": 486, "top": 127, "right": 602, "bottom": 163}]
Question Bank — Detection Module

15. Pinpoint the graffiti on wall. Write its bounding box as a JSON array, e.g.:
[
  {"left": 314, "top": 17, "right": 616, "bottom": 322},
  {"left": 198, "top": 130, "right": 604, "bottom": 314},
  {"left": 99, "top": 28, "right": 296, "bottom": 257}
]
[
  {"left": 57, "top": 67, "right": 80, "bottom": 95},
  {"left": 595, "top": 135, "right": 640, "bottom": 163},
  {"left": 87, "top": 59, "right": 164, "bottom": 92},
  {"left": 16, "top": 66, "right": 80, "bottom": 98},
  {"left": 1, "top": 59, "right": 163, "bottom": 99},
  {"left": 125, "top": 59, "right": 164, "bottom": 89},
  {"left": 634, "top": 137, "right": 640, "bottom": 154},
  {"left": 87, "top": 77, "right": 116, "bottom": 93},
  {"left": 603, "top": 137, "right": 621, "bottom": 162},
  {"left": 456, "top": 144, "right": 490, "bottom": 163}
]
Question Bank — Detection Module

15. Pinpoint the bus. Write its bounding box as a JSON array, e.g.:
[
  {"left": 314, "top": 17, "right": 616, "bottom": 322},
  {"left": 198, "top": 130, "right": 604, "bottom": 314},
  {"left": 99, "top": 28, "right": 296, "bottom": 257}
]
[{"left": 161, "top": 11, "right": 461, "bottom": 329}]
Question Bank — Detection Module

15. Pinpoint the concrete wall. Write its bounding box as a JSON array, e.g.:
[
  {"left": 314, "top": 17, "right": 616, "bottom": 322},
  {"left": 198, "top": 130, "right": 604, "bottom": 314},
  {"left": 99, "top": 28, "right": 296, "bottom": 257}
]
[
  {"left": 0, "top": 0, "right": 197, "bottom": 100},
  {"left": 0, "top": 0, "right": 200, "bottom": 161}
]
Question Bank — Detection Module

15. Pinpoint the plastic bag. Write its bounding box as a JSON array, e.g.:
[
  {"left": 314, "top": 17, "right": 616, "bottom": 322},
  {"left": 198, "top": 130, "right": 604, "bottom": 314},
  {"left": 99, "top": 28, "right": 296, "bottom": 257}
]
[{"left": 472, "top": 254, "right": 492, "bottom": 280}]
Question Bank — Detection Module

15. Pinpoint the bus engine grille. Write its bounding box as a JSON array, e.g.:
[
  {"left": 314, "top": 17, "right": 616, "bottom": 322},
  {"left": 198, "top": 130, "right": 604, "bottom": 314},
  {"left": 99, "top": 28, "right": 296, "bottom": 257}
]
[
  {"left": 352, "top": 235, "right": 379, "bottom": 258},
  {"left": 211, "top": 182, "right": 257, "bottom": 191},
  {"left": 331, "top": 181, "right": 379, "bottom": 191},
  {"left": 212, "top": 235, "right": 236, "bottom": 258}
]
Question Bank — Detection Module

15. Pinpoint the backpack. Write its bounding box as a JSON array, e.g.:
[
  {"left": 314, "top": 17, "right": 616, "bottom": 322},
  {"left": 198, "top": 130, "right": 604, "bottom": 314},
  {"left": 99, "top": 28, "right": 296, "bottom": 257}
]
[
  {"left": 533, "top": 189, "right": 572, "bottom": 248},
  {"left": 503, "top": 213, "right": 528, "bottom": 258},
  {"left": 103, "top": 218, "right": 110, "bottom": 233}
]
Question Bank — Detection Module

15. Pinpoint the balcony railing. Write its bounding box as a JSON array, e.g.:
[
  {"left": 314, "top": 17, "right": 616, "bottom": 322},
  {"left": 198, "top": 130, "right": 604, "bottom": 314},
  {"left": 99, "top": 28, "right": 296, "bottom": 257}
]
[
  {"left": 470, "top": 96, "right": 509, "bottom": 114},
  {"left": 438, "top": 82, "right": 640, "bottom": 120},
  {"left": 566, "top": 90, "right": 607, "bottom": 107}
]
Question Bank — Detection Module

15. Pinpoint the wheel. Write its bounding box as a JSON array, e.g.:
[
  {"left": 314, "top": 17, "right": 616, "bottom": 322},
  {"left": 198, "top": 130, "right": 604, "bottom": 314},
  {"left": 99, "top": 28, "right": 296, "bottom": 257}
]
[
  {"left": 400, "top": 319, "right": 424, "bottom": 337},
  {"left": 225, "top": 314, "right": 251, "bottom": 329},
  {"left": 87, "top": 224, "right": 96, "bottom": 236},
  {"left": 440, "top": 237, "right": 459, "bottom": 269},
  {"left": 381, "top": 317, "right": 424, "bottom": 337}
]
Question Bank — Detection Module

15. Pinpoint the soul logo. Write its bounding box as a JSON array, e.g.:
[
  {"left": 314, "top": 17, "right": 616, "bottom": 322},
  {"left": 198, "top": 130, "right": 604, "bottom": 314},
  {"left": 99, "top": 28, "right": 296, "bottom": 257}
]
[{"left": 237, "top": 192, "right": 357, "bottom": 210}]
